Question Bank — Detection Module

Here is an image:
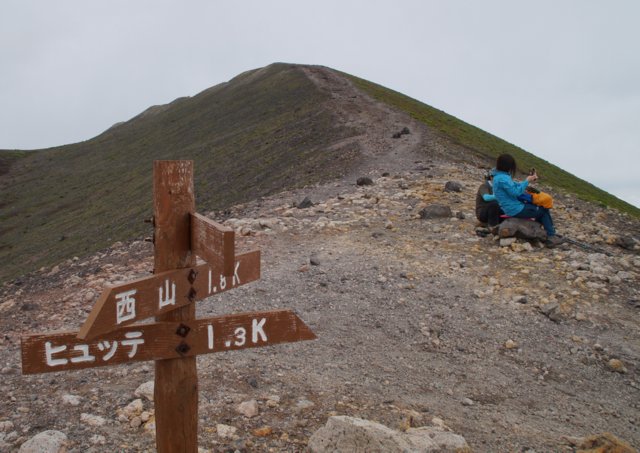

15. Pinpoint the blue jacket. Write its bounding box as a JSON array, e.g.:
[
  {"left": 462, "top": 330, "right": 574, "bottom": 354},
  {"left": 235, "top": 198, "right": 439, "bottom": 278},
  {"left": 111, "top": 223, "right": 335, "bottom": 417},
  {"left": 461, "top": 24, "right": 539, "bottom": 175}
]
[{"left": 492, "top": 170, "right": 529, "bottom": 216}]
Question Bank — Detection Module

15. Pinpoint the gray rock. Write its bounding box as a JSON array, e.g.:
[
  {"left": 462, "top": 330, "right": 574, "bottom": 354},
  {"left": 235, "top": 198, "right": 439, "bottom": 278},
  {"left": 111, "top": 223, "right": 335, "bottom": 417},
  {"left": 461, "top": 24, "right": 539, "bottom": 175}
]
[
  {"left": 0, "top": 421, "right": 14, "bottom": 433},
  {"left": 80, "top": 413, "right": 106, "bottom": 427},
  {"left": 444, "top": 181, "right": 463, "bottom": 193},
  {"left": 61, "top": 394, "right": 80, "bottom": 406},
  {"left": 134, "top": 381, "right": 154, "bottom": 401},
  {"left": 236, "top": 399, "right": 259, "bottom": 418},
  {"left": 308, "top": 416, "right": 469, "bottom": 453},
  {"left": 419, "top": 204, "right": 452, "bottom": 219},
  {"left": 296, "top": 398, "right": 315, "bottom": 410},
  {"left": 357, "top": 177, "right": 374, "bottom": 186},
  {"left": 615, "top": 235, "right": 636, "bottom": 250},
  {"left": 297, "top": 197, "right": 314, "bottom": 209},
  {"left": 539, "top": 302, "right": 562, "bottom": 322},
  {"left": 19, "top": 430, "right": 67, "bottom": 453},
  {"left": 216, "top": 424, "right": 237, "bottom": 439},
  {"left": 498, "top": 218, "right": 546, "bottom": 241},
  {"left": 500, "top": 237, "right": 517, "bottom": 247}
]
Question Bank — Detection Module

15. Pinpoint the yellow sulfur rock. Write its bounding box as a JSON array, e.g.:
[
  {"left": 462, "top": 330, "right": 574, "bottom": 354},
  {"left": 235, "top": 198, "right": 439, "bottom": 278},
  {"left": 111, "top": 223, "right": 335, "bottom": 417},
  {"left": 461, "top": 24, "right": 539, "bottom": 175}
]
[{"left": 253, "top": 426, "right": 273, "bottom": 437}]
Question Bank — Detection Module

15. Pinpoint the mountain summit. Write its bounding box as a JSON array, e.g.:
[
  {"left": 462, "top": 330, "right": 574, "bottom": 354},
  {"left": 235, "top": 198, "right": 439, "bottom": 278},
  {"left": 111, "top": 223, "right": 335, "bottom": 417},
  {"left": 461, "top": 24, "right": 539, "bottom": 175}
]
[
  {"left": 0, "top": 63, "right": 639, "bottom": 451},
  {"left": 0, "top": 63, "right": 637, "bottom": 282}
]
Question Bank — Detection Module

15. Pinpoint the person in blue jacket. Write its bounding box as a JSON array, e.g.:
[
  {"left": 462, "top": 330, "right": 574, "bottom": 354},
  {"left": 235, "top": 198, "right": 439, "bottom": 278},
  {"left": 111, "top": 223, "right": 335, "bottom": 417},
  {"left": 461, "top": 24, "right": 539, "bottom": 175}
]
[{"left": 492, "top": 153, "right": 563, "bottom": 247}]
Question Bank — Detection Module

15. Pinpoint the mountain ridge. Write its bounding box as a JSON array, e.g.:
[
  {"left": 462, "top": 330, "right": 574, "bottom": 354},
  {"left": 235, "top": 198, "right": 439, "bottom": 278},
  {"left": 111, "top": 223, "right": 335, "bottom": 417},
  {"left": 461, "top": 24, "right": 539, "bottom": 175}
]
[{"left": 0, "top": 63, "right": 638, "bottom": 284}]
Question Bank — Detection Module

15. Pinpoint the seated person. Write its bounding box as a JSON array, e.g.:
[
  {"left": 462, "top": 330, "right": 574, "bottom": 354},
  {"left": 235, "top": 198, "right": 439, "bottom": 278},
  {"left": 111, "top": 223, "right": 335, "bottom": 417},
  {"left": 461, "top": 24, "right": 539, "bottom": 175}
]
[{"left": 492, "top": 153, "right": 562, "bottom": 247}]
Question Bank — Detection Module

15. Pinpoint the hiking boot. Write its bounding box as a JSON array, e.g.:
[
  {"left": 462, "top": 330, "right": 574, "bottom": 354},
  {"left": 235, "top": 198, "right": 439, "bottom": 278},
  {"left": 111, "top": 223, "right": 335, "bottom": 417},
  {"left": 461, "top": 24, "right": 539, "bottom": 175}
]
[{"left": 545, "top": 235, "right": 564, "bottom": 248}]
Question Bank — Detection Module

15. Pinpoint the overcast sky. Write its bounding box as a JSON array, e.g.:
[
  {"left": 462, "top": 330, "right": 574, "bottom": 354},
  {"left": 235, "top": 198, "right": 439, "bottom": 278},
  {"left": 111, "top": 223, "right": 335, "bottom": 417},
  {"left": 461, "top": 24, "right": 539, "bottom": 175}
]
[{"left": 2, "top": 1, "right": 638, "bottom": 208}]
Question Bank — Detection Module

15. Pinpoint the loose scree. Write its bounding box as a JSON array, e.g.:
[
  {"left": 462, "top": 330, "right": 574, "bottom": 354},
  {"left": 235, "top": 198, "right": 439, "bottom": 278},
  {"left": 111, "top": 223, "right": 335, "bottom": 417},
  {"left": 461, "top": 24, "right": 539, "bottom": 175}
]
[{"left": 20, "top": 160, "right": 316, "bottom": 453}]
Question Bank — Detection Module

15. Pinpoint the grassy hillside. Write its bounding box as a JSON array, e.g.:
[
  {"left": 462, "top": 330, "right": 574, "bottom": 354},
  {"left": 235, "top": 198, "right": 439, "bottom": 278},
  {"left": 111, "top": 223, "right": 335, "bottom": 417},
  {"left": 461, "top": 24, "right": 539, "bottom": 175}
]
[
  {"left": 0, "top": 63, "right": 357, "bottom": 283},
  {"left": 3, "top": 63, "right": 637, "bottom": 283},
  {"left": 346, "top": 74, "right": 640, "bottom": 217},
  {"left": 0, "top": 151, "right": 26, "bottom": 178}
]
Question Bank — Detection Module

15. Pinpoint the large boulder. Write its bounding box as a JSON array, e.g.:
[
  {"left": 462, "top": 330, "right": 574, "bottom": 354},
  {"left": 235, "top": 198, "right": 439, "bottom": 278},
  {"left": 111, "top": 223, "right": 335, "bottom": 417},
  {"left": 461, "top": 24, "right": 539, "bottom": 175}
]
[
  {"left": 498, "top": 217, "right": 546, "bottom": 241},
  {"left": 308, "top": 416, "right": 470, "bottom": 453},
  {"left": 19, "top": 430, "right": 67, "bottom": 453}
]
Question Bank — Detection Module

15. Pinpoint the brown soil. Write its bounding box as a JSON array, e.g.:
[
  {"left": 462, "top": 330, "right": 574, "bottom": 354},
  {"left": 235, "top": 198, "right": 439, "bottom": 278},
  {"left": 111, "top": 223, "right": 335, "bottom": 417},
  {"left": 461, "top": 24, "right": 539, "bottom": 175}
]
[{"left": 0, "top": 67, "right": 638, "bottom": 452}]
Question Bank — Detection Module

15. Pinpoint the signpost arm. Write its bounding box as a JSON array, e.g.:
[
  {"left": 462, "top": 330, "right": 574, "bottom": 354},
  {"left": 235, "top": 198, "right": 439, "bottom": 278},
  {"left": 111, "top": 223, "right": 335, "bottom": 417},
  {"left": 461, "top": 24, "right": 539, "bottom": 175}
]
[{"left": 153, "top": 160, "right": 198, "bottom": 453}]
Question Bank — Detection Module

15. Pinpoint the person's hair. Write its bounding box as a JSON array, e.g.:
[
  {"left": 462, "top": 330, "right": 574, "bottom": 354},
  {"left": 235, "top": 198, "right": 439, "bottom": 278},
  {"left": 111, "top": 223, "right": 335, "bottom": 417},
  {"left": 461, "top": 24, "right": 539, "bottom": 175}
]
[{"left": 496, "top": 154, "right": 517, "bottom": 176}]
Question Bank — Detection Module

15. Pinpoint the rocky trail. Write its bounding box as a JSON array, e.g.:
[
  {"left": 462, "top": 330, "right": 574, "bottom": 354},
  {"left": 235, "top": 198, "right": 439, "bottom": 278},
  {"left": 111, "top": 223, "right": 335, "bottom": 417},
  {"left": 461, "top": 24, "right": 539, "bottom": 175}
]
[
  {"left": 1, "top": 157, "right": 639, "bottom": 452},
  {"left": 1, "top": 67, "right": 639, "bottom": 452}
]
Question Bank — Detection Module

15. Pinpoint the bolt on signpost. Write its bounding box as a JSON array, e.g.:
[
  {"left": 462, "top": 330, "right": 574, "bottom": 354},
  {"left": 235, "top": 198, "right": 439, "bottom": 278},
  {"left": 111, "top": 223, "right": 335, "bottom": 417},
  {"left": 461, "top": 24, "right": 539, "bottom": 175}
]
[{"left": 21, "top": 161, "right": 316, "bottom": 452}]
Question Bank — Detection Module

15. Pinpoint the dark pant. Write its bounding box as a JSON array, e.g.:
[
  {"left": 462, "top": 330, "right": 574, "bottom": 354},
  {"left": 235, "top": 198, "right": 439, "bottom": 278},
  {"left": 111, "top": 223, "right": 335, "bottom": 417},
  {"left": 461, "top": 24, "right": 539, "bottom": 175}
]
[
  {"left": 515, "top": 204, "right": 555, "bottom": 236},
  {"left": 477, "top": 201, "right": 503, "bottom": 227}
]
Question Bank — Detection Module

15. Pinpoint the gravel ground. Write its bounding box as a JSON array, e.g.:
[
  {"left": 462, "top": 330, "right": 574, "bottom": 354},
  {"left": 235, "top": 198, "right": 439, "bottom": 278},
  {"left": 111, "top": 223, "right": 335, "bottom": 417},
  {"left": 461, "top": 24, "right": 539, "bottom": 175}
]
[{"left": 0, "top": 66, "right": 638, "bottom": 452}]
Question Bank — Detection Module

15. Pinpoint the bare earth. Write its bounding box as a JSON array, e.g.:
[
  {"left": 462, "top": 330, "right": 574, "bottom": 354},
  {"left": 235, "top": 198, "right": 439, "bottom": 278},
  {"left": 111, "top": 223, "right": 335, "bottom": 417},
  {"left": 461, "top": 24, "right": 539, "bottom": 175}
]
[{"left": 0, "top": 67, "right": 638, "bottom": 452}]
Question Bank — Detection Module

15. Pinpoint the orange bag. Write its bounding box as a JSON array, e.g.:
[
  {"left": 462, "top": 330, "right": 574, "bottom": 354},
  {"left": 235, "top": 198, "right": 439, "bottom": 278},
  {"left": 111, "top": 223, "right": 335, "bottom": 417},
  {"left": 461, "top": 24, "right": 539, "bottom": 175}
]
[{"left": 532, "top": 192, "right": 553, "bottom": 209}]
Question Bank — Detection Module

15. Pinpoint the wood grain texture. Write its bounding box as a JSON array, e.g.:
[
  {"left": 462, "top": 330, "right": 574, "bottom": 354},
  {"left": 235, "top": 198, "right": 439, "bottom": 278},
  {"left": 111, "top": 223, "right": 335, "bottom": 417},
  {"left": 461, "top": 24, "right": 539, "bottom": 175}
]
[
  {"left": 153, "top": 160, "right": 198, "bottom": 453},
  {"left": 191, "top": 212, "right": 235, "bottom": 276},
  {"left": 21, "top": 309, "right": 315, "bottom": 374},
  {"left": 77, "top": 250, "right": 260, "bottom": 340}
]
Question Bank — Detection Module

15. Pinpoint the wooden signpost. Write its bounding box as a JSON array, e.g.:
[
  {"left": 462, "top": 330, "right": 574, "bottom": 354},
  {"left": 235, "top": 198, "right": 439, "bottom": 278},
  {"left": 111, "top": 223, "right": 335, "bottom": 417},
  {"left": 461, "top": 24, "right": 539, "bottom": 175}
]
[{"left": 20, "top": 160, "right": 316, "bottom": 453}]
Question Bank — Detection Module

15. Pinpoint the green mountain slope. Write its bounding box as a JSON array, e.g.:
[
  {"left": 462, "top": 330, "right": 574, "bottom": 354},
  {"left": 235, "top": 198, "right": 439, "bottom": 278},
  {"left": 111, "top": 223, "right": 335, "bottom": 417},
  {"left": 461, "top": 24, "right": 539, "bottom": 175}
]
[
  {"left": 1, "top": 63, "right": 637, "bottom": 283},
  {"left": 346, "top": 74, "right": 640, "bottom": 217},
  {"left": 0, "top": 63, "right": 357, "bottom": 282}
]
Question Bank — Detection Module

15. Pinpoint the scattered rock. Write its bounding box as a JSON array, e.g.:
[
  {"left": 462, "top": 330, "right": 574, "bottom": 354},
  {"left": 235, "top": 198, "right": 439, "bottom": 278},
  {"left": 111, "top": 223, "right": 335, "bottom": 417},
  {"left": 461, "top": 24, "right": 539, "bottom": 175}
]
[
  {"left": 540, "top": 302, "right": 562, "bottom": 322},
  {"left": 134, "top": 381, "right": 154, "bottom": 401},
  {"left": 121, "top": 399, "right": 144, "bottom": 419},
  {"left": 216, "top": 424, "right": 237, "bottom": 439},
  {"left": 500, "top": 237, "right": 517, "bottom": 247},
  {"left": 607, "top": 359, "right": 627, "bottom": 374},
  {"left": 419, "top": 204, "right": 452, "bottom": 219},
  {"left": 444, "top": 181, "right": 463, "bottom": 193},
  {"left": 513, "top": 295, "right": 528, "bottom": 304},
  {"left": 308, "top": 416, "right": 470, "bottom": 453},
  {"left": 80, "top": 413, "right": 106, "bottom": 427},
  {"left": 615, "top": 235, "right": 637, "bottom": 250},
  {"left": 504, "top": 340, "right": 518, "bottom": 350},
  {"left": 266, "top": 395, "right": 280, "bottom": 407},
  {"left": 90, "top": 434, "right": 106, "bottom": 445},
  {"left": 62, "top": 394, "right": 81, "bottom": 406},
  {"left": 296, "top": 398, "right": 315, "bottom": 410},
  {"left": 498, "top": 218, "right": 546, "bottom": 241},
  {"left": 356, "top": 177, "right": 374, "bottom": 186},
  {"left": 297, "top": 197, "right": 314, "bottom": 209},
  {"left": 237, "top": 399, "right": 259, "bottom": 418},
  {"left": 253, "top": 426, "right": 273, "bottom": 437},
  {"left": 574, "top": 432, "right": 636, "bottom": 452},
  {"left": 18, "top": 430, "right": 67, "bottom": 453},
  {"left": 391, "top": 127, "right": 410, "bottom": 139},
  {"left": 130, "top": 416, "right": 143, "bottom": 428}
]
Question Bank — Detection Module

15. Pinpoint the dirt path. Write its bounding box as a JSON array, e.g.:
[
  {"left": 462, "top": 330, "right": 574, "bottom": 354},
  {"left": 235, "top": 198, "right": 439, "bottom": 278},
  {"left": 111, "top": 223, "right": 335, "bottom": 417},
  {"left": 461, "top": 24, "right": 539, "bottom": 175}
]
[
  {"left": 0, "top": 67, "right": 638, "bottom": 452},
  {"left": 1, "top": 160, "right": 638, "bottom": 452}
]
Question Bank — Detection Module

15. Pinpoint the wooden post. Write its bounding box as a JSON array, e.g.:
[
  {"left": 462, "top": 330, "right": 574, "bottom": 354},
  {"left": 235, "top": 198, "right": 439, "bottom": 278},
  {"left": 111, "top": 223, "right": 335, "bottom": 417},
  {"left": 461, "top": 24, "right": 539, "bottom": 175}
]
[{"left": 153, "top": 161, "right": 198, "bottom": 453}]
